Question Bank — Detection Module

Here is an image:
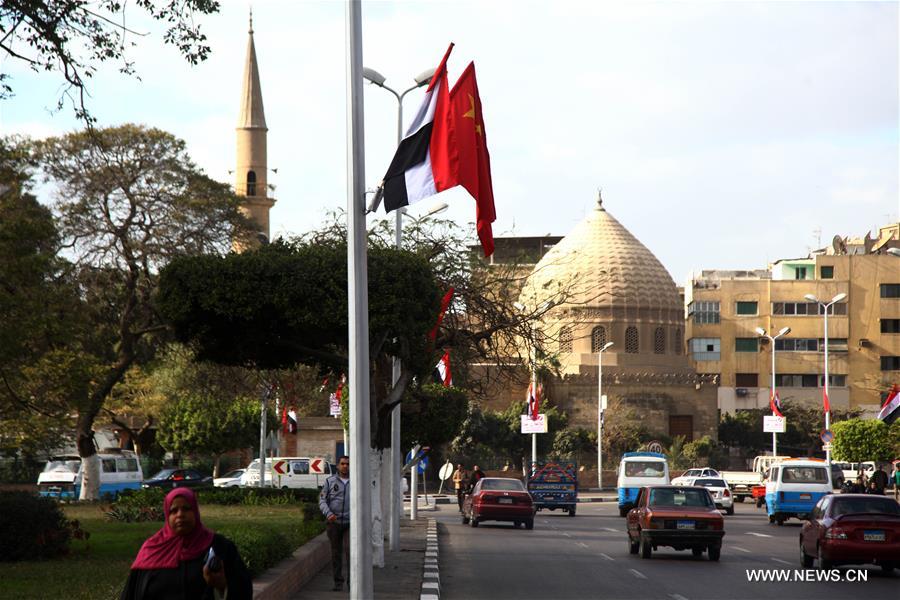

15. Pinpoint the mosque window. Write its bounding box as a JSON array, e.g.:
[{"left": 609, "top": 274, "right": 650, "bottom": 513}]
[
  {"left": 625, "top": 326, "right": 639, "bottom": 354},
  {"left": 654, "top": 327, "right": 665, "bottom": 354},
  {"left": 591, "top": 326, "right": 607, "bottom": 352},
  {"left": 246, "top": 170, "right": 257, "bottom": 196},
  {"left": 559, "top": 326, "right": 573, "bottom": 353},
  {"left": 673, "top": 328, "right": 683, "bottom": 355}
]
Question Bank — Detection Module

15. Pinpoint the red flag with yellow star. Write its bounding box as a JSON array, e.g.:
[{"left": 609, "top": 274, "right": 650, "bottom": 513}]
[{"left": 449, "top": 62, "right": 496, "bottom": 257}]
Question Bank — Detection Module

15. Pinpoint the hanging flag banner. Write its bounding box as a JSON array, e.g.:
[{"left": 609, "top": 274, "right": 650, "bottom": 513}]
[
  {"left": 521, "top": 414, "right": 547, "bottom": 434},
  {"left": 763, "top": 415, "right": 786, "bottom": 433}
]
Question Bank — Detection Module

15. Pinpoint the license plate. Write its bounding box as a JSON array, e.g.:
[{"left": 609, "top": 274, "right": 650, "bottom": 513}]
[
  {"left": 677, "top": 520, "right": 695, "bottom": 529},
  {"left": 498, "top": 498, "right": 513, "bottom": 504},
  {"left": 863, "top": 530, "right": 885, "bottom": 542},
  {"left": 799, "top": 494, "right": 811, "bottom": 500}
]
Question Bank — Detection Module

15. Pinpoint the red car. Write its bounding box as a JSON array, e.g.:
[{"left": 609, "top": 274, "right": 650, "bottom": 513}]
[
  {"left": 462, "top": 477, "right": 535, "bottom": 529},
  {"left": 626, "top": 486, "right": 725, "bottom": 561},
  {"left": 800, "top": 493, "right": 900, "bottom": 572}
]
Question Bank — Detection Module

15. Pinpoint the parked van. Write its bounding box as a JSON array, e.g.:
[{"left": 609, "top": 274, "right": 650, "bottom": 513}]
[
  {"left": 617, "top": 452, "right": 670, "bottom": 517},
  {"left": 241, "top": 456, "right": 333, "bottom": 489},
  {"left": 764, "top": 458, "right": 832, "bottom": 525},
  {"left": 836, "top": 461, "right": 876, "bottom": 483},
  {"left": 37, "top": 449, "right": 143, "bottom": 499}
]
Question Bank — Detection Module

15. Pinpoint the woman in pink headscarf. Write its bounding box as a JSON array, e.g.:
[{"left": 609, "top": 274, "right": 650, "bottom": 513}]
[{"left": 120, "top": 487, "right": 252, "bottom": 600}]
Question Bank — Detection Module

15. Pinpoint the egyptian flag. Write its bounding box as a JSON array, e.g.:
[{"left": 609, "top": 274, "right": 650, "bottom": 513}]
[
  {"left": 287, "top": 409, "right": 298, "bottom": 434},
  {"left": 281, "top": 406, "right": 288, "bottom": 435},
  {"left": 822, "top": 388, "right": 831, "bottom": 414},
  {"left": 428, "top": 287, "right": 455, "bottom": 342},
  {"left": 381, "top": 44, "right": 455, "bottom": 213},
  {"left": 770, "top": 391, "right": 783, "bottom": 418},
  {"left": 433, "top": 350, "right": 452, "bottom": 386},
  {"left": 527, "top": 383, "right": 542, "bottom": 420},
  {"left": 877, "top": 385, "right": 900, "bottom": 425}
]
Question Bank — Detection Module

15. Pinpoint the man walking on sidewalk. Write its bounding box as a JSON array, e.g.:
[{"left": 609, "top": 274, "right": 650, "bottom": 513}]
[{"left": 319, "top": 456, "right": 350, "bottom": 591}]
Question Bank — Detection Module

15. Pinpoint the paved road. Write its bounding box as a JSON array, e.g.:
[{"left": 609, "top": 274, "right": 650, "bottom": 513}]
[{"left": 433, "top": 500, "right": 898, "bottom": 600}]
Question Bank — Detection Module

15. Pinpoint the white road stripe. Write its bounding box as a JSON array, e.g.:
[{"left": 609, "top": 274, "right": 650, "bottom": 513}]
[
  {"left": 629, "top": 569, "right": 647, "bottom": 579},
  {"left": 603, "top": 527, "right": 620, "bottom": 533},
  {"left": 731, "top": 546, "right": 751, "bottom": 553},
  {"left": 747, "top": 532, "right": 772, "bottom": 538},
  {"left": 563, "top": 532, "right": 571, "bottom": 537},
  {"left": 600, "top": 553, "right": 614, "bottom": 561},
  {"left": 772, "top": 558, "right": 791, "bottom": 565},
  {"left": 670, "top": 595, "right": 690, "bottom": 600},
  {"left": 577, "top": 542, "right": 589, "bottom": 549}
]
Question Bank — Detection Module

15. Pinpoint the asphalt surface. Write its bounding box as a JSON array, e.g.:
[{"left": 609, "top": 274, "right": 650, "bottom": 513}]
[{"left": 433, "top": 499, "right": 899, "bottom": 600}]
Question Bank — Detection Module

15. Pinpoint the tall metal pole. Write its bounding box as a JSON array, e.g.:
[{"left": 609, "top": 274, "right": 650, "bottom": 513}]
[
  {"left": 258, "top": 391, "right": 267, "bottom": 488},
  {"left": 345, "top": 2, "right": 372, "bottom": 597},
  {"left": 388, "top": 96, "right": 403, "bottom": 552},
  {"left": 597, "top": 350, "right": 603, "bottom": 490},
  {"left": 531, "top": 332, "right": 537, "bottom": 468},
  {"left": 823, "top": 303, "right": 831, "bottom": 466},
  {"left": 410, "top": 451, "right": 418, "bottom": 521},
  {"left": 771, "top": 336, "right": 777, "bottom": 458}
]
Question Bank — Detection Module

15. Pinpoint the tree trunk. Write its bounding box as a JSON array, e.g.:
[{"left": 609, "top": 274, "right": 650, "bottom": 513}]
[
  {"left": 76, "top": 418, "right": 99, "bottom": 501},
  {"left": 370, "top": 449, "right": 385, "bottom": 568},
  {"left": 214, "top": 454, "right": 222, "bottom": 478}
]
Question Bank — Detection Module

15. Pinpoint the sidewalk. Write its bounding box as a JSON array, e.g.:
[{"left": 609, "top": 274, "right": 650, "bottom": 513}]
[{"left": 292, "top": 518, "right": 428, "bottom": 599}]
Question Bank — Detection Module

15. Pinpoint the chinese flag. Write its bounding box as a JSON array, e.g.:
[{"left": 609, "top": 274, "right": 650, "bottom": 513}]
[
  {"left": 822, "top": 389, "right": 830, "bottom": 413},
  {"left": 449, "top": 62, "right": 496, "bottom": 257}
]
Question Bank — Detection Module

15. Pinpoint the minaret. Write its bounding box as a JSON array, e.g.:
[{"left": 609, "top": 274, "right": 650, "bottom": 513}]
[{"left": 236, "top": 10, "right": 275, "bottom": 247}]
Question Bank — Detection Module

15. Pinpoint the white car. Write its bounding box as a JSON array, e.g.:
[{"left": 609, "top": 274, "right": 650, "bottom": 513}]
[
  {"left": 692, "top": 477, "right": 734, "bottom": 515},
  {"left": 671, "top": 467, "right": 720, "bottom": 487},
  {"left": 213, "top": 469, "right": 246, "bottom": 488}
]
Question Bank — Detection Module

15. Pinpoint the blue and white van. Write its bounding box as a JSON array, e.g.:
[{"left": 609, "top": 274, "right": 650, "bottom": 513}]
[
  {"left": 617, "top": 452, "right": 670, "bottom": 517},
  {"left": 764, "top": 458, "right": 832, "bottom": 525},
  {"left": 37, "top": 449, "right": 143, "bottom": 499}
]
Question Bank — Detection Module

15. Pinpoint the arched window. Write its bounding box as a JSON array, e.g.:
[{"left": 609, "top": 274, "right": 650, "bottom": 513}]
[
  {"left": 559, "top": 326, "right": 573, "bottom": 353},
  {"left": 654, "top": 327, "right": 666, "bottom": 354},
  {"left": 246, "top": 170, "right": 257, "bottom": 196},
  {"left": 625, "top": 326, "right": 639, "bottom": 354},
  {"left": 591, "top": 326, "right": 608, "bottom": 353},
  {"left": 673, "top": 328, "right": 683, "bottom": 355}
]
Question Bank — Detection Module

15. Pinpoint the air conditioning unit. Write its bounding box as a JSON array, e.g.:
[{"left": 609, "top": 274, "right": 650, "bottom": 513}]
[{"left": 735, "top": 388, "right": 748, "bottom": 397}]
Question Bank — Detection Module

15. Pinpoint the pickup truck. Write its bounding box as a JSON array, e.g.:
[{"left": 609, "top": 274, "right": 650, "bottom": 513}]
[
  {"left": 720, "top": 455, "right": 789, "bottom": 502},
  {"left": 527, "top": 461, "right": 578, "bottom": 516}
]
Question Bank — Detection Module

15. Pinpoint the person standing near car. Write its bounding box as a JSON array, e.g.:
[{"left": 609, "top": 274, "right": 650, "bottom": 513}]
[
  {"left": 871, "top": 465, "right": 889, "bottom": 495},
  {"left": 467, "top": 465, "right": 486, "bottom": 491},
  {"left": 319, "top": 456, "right": 350, "bottom": 591},
  {"left": 452, "top": 464, "right": 468, "bottom": 513},
  {"left": 893, "top": 463, "right": 900, "bottom": 501}
]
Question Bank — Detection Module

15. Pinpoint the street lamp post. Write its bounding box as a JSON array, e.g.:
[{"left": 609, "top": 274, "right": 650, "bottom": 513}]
[
  {"left": 804, "top": 292, "right": 847, "bottom": 467},
  {"left": 597, "top": 342, "right": 613, "bottom": 490},
  {"left": 514, "top": 301, "right": 552, "bottom": 470},
  {"left": 363, "top": 64, "right": 437, "bottom": 550},
  {"left": 756, "top": 326, "right": 791, "bottom": 457}
]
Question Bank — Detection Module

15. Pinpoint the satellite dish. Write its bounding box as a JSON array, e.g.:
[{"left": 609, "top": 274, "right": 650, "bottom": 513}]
[{"left": 832, "top": 235, "right": 845, "bottom": 255}]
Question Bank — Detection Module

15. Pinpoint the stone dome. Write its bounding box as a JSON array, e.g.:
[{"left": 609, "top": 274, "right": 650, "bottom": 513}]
[{"left": 520, "top": 196, "right": 680, "bottom": 312}]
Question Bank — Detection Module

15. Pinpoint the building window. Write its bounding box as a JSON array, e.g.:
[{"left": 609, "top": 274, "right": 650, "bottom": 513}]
[
  {"left": 689, "top": 338, "right": 720, "bottom": 361},
  {"left": 775, "top": 338, "right": 818, "bottom": 352},
  {"left": 820, "top": 338, "right": 848, "bottom": 353},
  {"left": 673, "top": 328, "right": 683, "bottom": 355},
  {"left": 559, "top": 326, "right": 572, "bottom": 353},
  {"left": 881, "top": 284, "right": 900, "bottom": 298},
  {"left": 735, "top": 338, "right": 758, "bottom": 352},
  {"left": 246, "top": 170, "right": 257, "bottom": 196},
  {"left": 795, "top": 267, "right": 807, "bottom": 280},
  {"left": 735, "top": 373, "right": 758, "bottom": 387},
  {"left": 773, "top": 301, "right": 846, "bottom": 316},
  {"left": 881, "top": 356, "right": 900, "bottom": 371},
  {"left": 820, "top": 266, "right": 834, "bottom": 279},
  {"left": 591, "top": 326, "right": 608, "bottom": 352},
  {"left": 735, "top": 301, "right": 758, "bottom": 316},
  {"left": 654, "top": 327, "right": 665, "bottom": 354},
  {"left": 882, "top": 319, "right": 900, "bottom": 334},
  {"left": 625, "top": 326, "right": 639, "bottom": 354},
  {"left": 775, "top": 374, "right": 820, "bottom": 387},
  {"left": 690, "top": 301, "right": 720, "bottom": 324},
  {"left": 820, "top": 374, "right": 847, "bottom": 387}
]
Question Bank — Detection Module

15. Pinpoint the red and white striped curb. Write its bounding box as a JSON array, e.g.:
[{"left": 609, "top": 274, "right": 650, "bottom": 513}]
[{"left": 421, "top": 518, "right": 440, "bottom": 600}]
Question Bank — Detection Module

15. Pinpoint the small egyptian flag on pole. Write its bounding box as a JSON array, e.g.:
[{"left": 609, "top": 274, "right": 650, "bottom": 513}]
[
  {"left": 433, "top": 350, "right": 452, "bottom": 386},
  {"left": 287, "top": 408, "right": 298, "bottom": 434},
  {"left": 770, "top": 391, "right": 783, "bottom": 418},
  {"left": 822, "top": 388, "right": 831, "bottom": 414}
]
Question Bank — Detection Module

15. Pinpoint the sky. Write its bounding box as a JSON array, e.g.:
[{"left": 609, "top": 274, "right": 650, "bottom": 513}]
[{"left": 2, "top": 0, "right": 898, "bottom": 283}]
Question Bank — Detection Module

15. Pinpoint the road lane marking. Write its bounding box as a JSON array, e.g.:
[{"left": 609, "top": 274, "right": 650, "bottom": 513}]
[
  {"left": 629, "top": 569, "right": 647, "bottom": 579},
  {"left": 563, "top": 532, "right": 571, "bottom": 537},
  {"left": 599, "top": 553, "right": 614, "bottom": 561},
  {"left": 747, "top": 532, "right": 772, "bottom": 538},
  {"left": 670, "top": 595, "right": 689, "bottom": 600},
  {"left": 731, "top": 546, "right": 751, "bottom": 553},
  {"left": 577, "top": 542, "right": 589, "bottom": 548},
  {"left": 772, "top": 558, "right": 791, "bottom": 565},
  {"left": 603, "top": 527, "right": 620, "bottom": 532}
]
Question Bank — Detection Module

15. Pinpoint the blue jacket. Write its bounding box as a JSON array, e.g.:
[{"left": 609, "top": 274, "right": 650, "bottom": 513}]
[{"left": 319, "top": 475, "right": 350, "bottom": 525}]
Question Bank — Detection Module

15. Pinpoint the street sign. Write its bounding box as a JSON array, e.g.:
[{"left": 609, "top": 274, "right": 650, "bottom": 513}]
[
  {"left": 310, "top": 458, "right": 326, "bottom": 474},
  {"left": 521, "top": 414, "right": 548, "bottom": 434},
  {"left": 406, "top": 449, "right": 428, "bottom": 473},
  {"left": 820, "top": 430, "right": 834, "bottom": 444},
  {"left": 439, "top": 462, "right": 454, "bottom": 481},
  {"left": 647, "top": 441, "right": 664, "bottom": 454},
  {"left": 822, "top": 442, "right": 833, "bottom": 452},
  {"left": 329, "top": 393, "right": 341, "bottom": 417},
  {"left": 600, "top": 394, "right": 608, "bottom": 410},
  {"left": 764, "top": 416, "right": 786, "bottom": 433},
  {"left": 273, "top": 460, "right": 287, "bottom": 475}
]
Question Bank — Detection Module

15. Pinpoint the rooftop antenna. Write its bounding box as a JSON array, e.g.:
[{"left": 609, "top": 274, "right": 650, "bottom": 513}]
[
  {"left": 249, "top": 6, "right": 253, "bottom": 34},
  {"left": 812, "top": 226, "right": 821, "bottom": 248}
]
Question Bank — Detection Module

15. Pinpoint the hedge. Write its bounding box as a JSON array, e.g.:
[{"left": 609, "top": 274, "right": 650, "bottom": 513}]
[{"left": 0, "top": 492, "right": 79, "bottom": 561}]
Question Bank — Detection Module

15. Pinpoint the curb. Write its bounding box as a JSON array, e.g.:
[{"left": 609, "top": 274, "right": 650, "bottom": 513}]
[
  {"left": 252, "top": 530, "right": 330, "bottom": 599},
  {"left": 420, "top": 518, "right": 440, "bottom": 600}
]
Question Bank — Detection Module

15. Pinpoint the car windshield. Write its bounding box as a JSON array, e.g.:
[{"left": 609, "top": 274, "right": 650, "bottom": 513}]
[
  {"left": 221, "top": 470, "right": 244, "bottom": 479},
  {"left": 481, "top": 479, "right": 525, "bottom": 491},
  {"left": 832, "top": 498, "right": 900, "bottom": 517},
  {"left": 43, "top": 459, "right": 80, "bottom": 473},
  {"left": 782, "top": 466, "right": 828, "bottom": 483},
  {"left": 625, "top": 462, "right": 665, "bottom": 477},
  {"left": 694, "top": 479, "right": 727, "bottom": 488},
  {"left": 149, "top": 469, "right": 175, "bottom": 480},
  {"left": 649, "top": 488, "right": 713, "bottom": 507}
]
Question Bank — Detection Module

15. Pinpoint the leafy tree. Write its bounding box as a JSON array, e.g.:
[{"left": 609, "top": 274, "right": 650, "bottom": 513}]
[
  {"left": 601, "top": 398, "right": 650, "bottom": 466},
  {"left": 24, "top": 124, "right": 250, "bottom": 499},
  {"left": 0, "top": 1, "right": 221, "bottom": 120},
  {"left": 683, "top": 435, "right": 728, "bottom": 470},
  {"left": 552, "top": 428, "right": 595, "bottom": 461},
  {"left": 832, "top": 418, "right": 893, "bottom": 464},
  {"left": 400, "top": 384, "right": 468, "bottom": 453}
]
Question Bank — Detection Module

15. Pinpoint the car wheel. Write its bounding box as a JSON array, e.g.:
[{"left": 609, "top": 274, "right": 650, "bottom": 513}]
[
  {"left": 776, "top": 518, "right": 785, "bottom": 526},
  {"left": 461, "top": 513, "right": 469, "bottom": 525},
  {"left": 470, "top": 515, "right": 479, "bottom": 528},
  {"left": 628, "top": 534, "right": 639, "bottom": 555},
  {"left": 756, "top": 498, "right": 765, "bottom": 508},
  {"left": 639, "top": 534, "right": 652, "bottom": 559},
  {"left": 525, "top": 519, "right": 534, "bottom": 530},
  {"left": 817, "top": 544, "right": 833, "bottom": 570},
  {"left": 799, "top": 540, "right": 814, "bottom": 568},
  {"left": 513, "top": 521, "right": 520, "bottom": 528},
  {"left": 768, "top": 515, "right": 776, "bottom": 524},
  {"left": 708, "top": 545, "right": 721, "bottom": 562},
  {"left": 568, "top": 506, "right": 576, "bottom": 516},
  {"left": 619, "top": 507, "right": 628, "bottom": 517},
  {"left": 880, "top": 562, "right": 895, "bottom": 574},
  {"left": 735, "top": 496, "right": 744, "bottom": 503},
  {"left": 692, "top": 547, "right": 704, "bottom": 557}
]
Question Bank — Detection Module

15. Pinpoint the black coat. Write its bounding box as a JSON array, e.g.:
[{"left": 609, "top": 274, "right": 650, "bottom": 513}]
[{"left": 120, "top": 533, "right": 252, "bottom": 600}]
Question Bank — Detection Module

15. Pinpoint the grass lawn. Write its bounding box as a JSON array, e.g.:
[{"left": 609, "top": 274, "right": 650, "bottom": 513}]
[{"left": 0, "top": 503, "right": 323, "bottom": 600}]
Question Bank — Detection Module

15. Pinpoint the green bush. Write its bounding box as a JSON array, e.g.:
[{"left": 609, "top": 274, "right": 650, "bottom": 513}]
[
  {"left": 0, "top": 492, "right": 74, "bottom": 561},
  {"left": 218, "top": 519, "right": 324, "bottom": 577}
]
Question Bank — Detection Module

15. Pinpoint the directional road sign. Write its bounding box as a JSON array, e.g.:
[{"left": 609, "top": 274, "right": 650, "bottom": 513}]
[
  {"left": 273, "top": 460, "right": 287, "bottom": 475},
  {"left": 439, "top": 462, "right": 454, "bottom": 481},
  {"left": 310, "top": 458, "right": 326, "bottom": 474}
]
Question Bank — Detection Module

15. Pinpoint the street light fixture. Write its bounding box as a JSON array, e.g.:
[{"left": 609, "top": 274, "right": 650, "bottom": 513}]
[
  {"left": 756, "top": 326, "right": 791, "bottom": 457},
  {"left": 597, "top": 341, "right": 614, "bottom": 490},
  {"left": 364, "top": 65, "right": 435, "bottom": 553},
  {"left": 804, "top": 292, "right": 847, "bottom": 466}
]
